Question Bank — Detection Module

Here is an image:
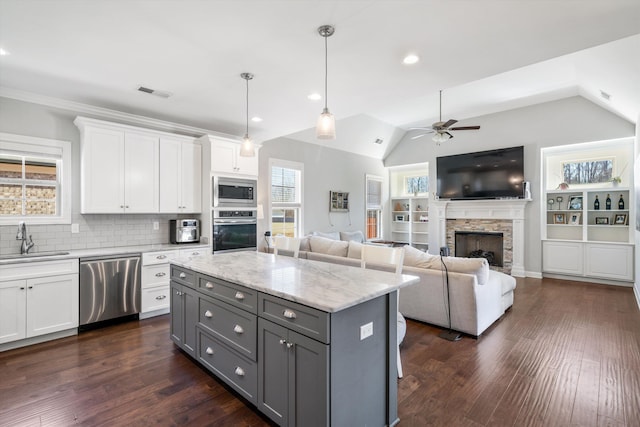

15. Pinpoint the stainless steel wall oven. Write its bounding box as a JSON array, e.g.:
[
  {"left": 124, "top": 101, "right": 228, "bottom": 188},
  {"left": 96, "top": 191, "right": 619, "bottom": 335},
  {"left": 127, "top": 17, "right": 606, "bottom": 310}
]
[{"left": 212, "top": 210, "right": 257, "bottom": 252}]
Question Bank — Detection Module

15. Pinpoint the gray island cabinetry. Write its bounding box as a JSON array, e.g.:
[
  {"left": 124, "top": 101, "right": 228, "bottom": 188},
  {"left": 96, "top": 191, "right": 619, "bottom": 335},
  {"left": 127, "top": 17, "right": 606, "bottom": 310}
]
[{"left": 170, "top": 252, "right": 418, "bottom": 427}]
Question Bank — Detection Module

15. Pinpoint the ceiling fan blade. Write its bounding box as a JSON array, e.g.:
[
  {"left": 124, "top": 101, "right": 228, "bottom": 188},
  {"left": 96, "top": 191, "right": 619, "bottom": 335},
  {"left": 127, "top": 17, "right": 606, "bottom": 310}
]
[
  {"left": 444, "top": 132, "right": 453, "bottom": 139},
  {"left": 408, "top": 127, "right": 434, "bottom": 131},
  {"left": 450, "top": 126, "right": 481, "bottom": 131},
  {"left": 410, "top": 133, "right": 428, "bottom": 140},
  {"left": 443, "top": 119, "right": 458, "bottom": 128}
]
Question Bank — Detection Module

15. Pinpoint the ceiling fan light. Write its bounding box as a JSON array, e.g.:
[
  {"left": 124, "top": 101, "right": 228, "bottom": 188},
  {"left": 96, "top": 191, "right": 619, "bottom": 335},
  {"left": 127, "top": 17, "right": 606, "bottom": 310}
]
[
  {"left": 239, "top": 134, "right": 255, "bottom": 157},
  {"left": 316, "top": 107, "right": 336, "bottom": 139},
  {"left": 432, "top": 132, "right": 451, "bottom": 145}
]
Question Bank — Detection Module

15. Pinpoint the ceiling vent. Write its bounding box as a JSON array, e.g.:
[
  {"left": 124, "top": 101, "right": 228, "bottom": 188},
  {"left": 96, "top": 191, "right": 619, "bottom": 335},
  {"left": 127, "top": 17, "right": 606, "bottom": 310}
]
[
  {"left": 137, "top": 86, "right": 172, "bottom": 99},
  {"left": 374, "top": 138, "right": 384, "bottom": 144},
  {"left": 599, "top": 90, "right": 611, "bottom": 101}
]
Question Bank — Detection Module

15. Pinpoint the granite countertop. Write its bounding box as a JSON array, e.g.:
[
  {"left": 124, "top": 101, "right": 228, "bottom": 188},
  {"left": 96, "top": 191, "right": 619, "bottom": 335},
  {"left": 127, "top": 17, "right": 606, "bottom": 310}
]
[
  {"left": 0, "top": 243, "right": 210, "bottom": 265},
  {"left": 171, "top": 251, "right": 420, "bottom": 313}
]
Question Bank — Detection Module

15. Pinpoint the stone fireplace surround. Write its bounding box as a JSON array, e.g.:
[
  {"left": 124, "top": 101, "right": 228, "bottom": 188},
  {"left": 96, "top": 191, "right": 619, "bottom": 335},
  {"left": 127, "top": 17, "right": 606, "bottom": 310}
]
[{"left": 434, "top": 199, "right": 530, "bottom": 277}]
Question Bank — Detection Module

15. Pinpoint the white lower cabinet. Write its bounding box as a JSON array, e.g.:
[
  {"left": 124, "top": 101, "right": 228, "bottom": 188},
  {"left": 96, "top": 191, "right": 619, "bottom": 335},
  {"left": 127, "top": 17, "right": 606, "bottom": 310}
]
[
  {"left": 0, "top": 259, "right": 79, "bottom": 348},
  {"left": 542, "top": 241, "right": 584, "bottom": 276}
]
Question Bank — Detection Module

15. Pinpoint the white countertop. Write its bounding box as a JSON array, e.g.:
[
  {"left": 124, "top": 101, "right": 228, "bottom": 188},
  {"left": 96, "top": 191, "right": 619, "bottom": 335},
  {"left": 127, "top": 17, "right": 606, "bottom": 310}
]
[
  {"left": 171, "top": 251, "right": 420, "bottom": 313},
  {"left": 0, "top": 243, "right": 209, "bottom": 265}
]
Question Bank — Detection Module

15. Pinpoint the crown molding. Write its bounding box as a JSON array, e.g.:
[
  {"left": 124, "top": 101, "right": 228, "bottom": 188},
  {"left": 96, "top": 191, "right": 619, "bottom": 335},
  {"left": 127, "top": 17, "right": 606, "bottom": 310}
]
[{"left": 0, "top": 86, "right": 240, "bottom": 141}]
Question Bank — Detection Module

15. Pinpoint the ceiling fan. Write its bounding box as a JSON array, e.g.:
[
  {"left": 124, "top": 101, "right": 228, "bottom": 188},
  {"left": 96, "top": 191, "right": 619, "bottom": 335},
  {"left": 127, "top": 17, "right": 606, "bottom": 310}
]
[{"left": 410, "top": 90, "right": 480, "bottom": 145}]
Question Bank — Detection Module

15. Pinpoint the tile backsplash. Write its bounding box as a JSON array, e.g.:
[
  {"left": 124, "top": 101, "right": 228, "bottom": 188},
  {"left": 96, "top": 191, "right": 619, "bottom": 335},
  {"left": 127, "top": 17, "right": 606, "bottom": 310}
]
[{"left": 0, "top": 214, "right": 201, "bottom": 255}]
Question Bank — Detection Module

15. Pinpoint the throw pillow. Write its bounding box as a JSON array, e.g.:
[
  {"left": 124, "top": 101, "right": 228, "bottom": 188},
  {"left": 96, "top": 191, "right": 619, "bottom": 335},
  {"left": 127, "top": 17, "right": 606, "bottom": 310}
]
[
  {"left": 312, "top": 231, "right": 340, "bottom": 240},
  {"left": 347, "top": 241, "right": 363, "bottom": 259},
  {"left": 403, "top": 245, "right": 440, "bottom": 269},
  {"left": 299, "top": 235, "right": 312, "bottom": 252},
  {"left": 310, "top": 236, "right": 349, "bottom": 257},
  {"left": 340, "top": 230, "right": 365, "bottom": 243},
  {"left": 441, "top": 256, "right": 489, "bottom": 286}
]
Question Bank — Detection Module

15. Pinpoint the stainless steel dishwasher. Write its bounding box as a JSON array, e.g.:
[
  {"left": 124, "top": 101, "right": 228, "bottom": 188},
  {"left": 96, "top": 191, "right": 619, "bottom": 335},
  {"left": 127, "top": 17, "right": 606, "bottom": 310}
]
[{"left": 79, "top": 254, "right": 141, "bottom": 328}]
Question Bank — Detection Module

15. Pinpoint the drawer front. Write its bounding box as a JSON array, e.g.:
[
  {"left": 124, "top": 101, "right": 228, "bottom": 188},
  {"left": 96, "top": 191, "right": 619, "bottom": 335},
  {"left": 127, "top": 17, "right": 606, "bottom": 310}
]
[
  {"left": 259, "top": 294, "right": 330, "bottom": 344},
  {"left": 142, "top": 250, "right": 179, "bottom": 266},
  {"left": 198, "top": 275, "right": 257, "bottom": 314},
  {"left": 170, "top": 265, "right": 195, "bottom": 286},
  {"left": 141, "top": 284, "right": 170, "bottom": 313},
  {"left": 142, "top": 264, "right": 170, "bottom": 287},
  {"left": 199, "top": 296, "right": 257, "bottom": 361},
  {"left": 197, "top": 328, "right": 257, "bottom": 404},
  {"left": 179, "top": 247, "right": 207, "bottom": 258}
]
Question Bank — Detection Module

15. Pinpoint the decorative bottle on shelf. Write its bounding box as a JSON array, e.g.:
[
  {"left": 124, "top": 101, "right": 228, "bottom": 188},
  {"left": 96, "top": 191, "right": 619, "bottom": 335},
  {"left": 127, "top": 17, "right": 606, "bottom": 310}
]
[
  {"left": 605, "top": 194, "right": 612, "bottom": 210},
  {"left": 594, "top": 195, "right": 600, "bottom": 210},
  {"left": 618, "top": 194, "right": 625, "bottom": 210}
]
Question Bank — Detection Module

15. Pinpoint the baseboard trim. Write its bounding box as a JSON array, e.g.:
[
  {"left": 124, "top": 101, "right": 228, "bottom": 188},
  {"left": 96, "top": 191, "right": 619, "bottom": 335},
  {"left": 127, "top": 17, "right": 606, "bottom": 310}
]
[
  {"left": 543, "top": 273, "right": 633, "bottom": 287},
  {"left": 0, "top": 328, "right": 77, "bottom": 352}
]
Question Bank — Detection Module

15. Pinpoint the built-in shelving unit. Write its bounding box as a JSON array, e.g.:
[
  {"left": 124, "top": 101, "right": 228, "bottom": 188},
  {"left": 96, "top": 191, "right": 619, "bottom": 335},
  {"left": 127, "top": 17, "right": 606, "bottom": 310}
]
[
  {"left": 389, "top": 163, "right": 429, "bottom": 251},
  {"left": 541, "top": 138, "right": 635, "bottom": 284}
]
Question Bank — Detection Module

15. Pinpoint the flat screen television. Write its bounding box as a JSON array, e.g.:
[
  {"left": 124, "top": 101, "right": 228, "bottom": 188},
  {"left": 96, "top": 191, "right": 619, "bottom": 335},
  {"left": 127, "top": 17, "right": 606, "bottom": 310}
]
[{"left": 436, "top": 146, "right": 524, "bottom": 200}]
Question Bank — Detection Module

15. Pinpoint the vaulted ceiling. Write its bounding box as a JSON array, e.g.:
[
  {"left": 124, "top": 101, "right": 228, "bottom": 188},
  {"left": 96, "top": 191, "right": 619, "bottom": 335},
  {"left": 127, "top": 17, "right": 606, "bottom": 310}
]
[{"left": 1, "top": 1, "right": 638, "bottom": 159}]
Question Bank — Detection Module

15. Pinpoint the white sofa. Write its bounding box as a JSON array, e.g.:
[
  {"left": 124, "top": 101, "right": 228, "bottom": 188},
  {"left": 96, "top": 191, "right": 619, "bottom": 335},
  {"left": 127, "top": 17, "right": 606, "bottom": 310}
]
[{"left": 275, "top": 234, "right": 516, "bottom": 337}]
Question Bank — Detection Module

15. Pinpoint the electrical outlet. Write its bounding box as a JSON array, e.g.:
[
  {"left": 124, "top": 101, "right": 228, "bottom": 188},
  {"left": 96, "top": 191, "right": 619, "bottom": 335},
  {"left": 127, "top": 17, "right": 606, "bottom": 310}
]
[
  {"left": 71, "top": 223, "right": 79, "bottom": 234},
  {"left": 264, "top": 231, "right": 271, "bottom": 236},
  {"left": 153, "top": 221, "right": 159, "bottom": 231},
  {"left": 360, "top": 322, "right": 373, "bottom": 341}
]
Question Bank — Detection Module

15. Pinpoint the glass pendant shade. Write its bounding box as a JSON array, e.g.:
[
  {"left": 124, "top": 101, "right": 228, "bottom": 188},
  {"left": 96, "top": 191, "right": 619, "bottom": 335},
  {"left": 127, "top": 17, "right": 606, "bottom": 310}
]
[
  {"left": 239, "top": 134, "right": 255, "bottom": 157},
  {"left": 316, "top": 107, "right": 336, "bottom": 139}
]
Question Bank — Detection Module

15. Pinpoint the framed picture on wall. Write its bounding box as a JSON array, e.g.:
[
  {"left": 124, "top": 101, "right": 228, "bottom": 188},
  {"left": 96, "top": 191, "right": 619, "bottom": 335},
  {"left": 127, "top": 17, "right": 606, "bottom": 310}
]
[
  {"left": 569, "top": 212, "right": 581, "bottom": 225},
  {"left": 330, "top": 191, "right": 349, "bottom": 212},
  {"left": 595, "top": 217, "right": 609, "bottom": 225},
  {"left": 614, "top": 213, "right": 627, "bottom": 225},
  {"left": 553, "top": 213, "right": 566, "bottom": 224},
  {"left": 568, "top": 196, "right": 583, "bottom": 210}
]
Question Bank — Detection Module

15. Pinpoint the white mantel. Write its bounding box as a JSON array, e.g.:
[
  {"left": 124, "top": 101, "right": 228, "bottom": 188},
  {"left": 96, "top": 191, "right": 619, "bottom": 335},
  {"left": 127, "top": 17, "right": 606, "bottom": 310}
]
[{"left": 434, "top": 199, "right": 531, "bottom": 277}]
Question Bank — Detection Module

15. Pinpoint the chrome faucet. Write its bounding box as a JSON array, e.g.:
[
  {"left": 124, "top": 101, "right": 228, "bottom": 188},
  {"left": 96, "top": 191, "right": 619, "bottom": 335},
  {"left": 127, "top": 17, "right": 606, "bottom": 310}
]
[{"left": 16, "top": 221, "right": 35, "bottom": 254}]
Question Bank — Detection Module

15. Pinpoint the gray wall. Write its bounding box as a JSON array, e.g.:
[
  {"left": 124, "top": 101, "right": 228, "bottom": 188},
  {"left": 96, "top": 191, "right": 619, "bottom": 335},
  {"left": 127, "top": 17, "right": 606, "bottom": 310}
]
[
  {"left": 384, "top": 96, "right": 636, "bottom": 276},
  {"left": 635, "top": 118, "right": 640, "bottom": 307},
  {"left": 0, "top": 97, "right": 192, "bottom": 255},
  {"left": 257, "top": 137, "right": 387, "bottom": 250}
]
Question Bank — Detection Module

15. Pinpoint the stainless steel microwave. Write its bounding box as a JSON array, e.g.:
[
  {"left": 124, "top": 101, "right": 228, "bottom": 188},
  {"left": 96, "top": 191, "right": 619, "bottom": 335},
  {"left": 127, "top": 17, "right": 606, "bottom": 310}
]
[{"left": 213, "top": 176, "right": 257, "bottom": 208}]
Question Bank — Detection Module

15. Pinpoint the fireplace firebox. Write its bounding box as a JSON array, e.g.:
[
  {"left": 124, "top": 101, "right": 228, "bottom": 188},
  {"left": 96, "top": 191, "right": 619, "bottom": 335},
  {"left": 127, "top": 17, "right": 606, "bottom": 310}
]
[{"left": 455, "top": 231, "right": 504, "bottom": 267}]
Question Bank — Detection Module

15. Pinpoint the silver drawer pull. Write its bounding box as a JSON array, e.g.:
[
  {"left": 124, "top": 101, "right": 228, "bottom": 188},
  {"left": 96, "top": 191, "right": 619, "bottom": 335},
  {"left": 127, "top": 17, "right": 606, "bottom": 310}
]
[
  {"left": 234, "top": 367, "right": 245, "bottom": 377},
  {"left": 204, "top": 310, "right": 213, "bottom": 318},
  {"left": 179, "top": 272, "right": 186, "bottom": 279},
  {"left": 234, "top": 291, "right": 245, "bottom": 301},
  {"left": 283, "top": 309, "right": 297, "bottom": 319},
  {"left": 155, "top": 295, "right": 166, "bottom": 300},
  {"left": 191, "top": 251, "right": 200, "bottom": 256},
  {"left": 205, "top": 282, "right": 214, "bottom": 289},
  {"left": 155, "top": 272, "right": 166, "bottom": 277},
  {"left": 206, "top": 347, "right": 214, "bottom": 355},
  {"left": 156, "top": 255, "right": 167, "bottom": 260},
  {"left": 233, "top": 325, "right": 244, "bottom": 334}
]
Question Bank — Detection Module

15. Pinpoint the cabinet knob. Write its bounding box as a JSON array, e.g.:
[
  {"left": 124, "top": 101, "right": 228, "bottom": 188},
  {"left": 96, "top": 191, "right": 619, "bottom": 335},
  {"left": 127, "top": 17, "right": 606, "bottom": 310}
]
[
  {"left": 279, "top": 339, "right": 287, "bottom": 346},
  {"left": 205, "top": 282, "right": 214, "bottom": 289},
  {"left": 234, "top": 291, "right": 245, "bottom": 301},
  {"left": 286, "top": 342, "right": 293, "bottom": 349},
  {"left": 233, "top": 324, "right": 244, "bottom": 334},
  {"left": 176, "top": 291, "right": 183, "bottom": 296},
  {"left": 204, "top": 310, "right": 213, "bottom": 318},
  {"left": 155, "top": 295, "right": 166, "bottom": 300},
  {"left": 156, "top": 255, "right": 167, "bottom": 260},
  {"left": 19, "top": 287, "right": 25, "bottom": 290},
  {"left": 206, "top": 347, "right": 214, "bottom": 355},
  {"left": 179, "top": 272, "right": 186, "bottom": 279},
  {"left": 125, "top": 205, "right": 129, "bottom": 208},
  {"left": 120, "top": 205, "right": 124, "bottom": 208},
  {"left": 283, "top": 309, "right": 297, "bottom": 319},
  {"left": 28, "top": 286, "right": 33, "bottom": 289},
  {"left": 155, "top": 272, "right": 166, "bottom": 277},
  {"left": 234, "top": 366, "right": 245, "bottom": 377}
]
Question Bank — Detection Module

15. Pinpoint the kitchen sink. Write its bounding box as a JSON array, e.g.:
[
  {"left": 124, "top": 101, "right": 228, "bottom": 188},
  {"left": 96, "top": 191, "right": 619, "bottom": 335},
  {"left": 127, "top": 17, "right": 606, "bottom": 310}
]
[{"left": 0, "top": 251, "right": 70, "bottom": 260}]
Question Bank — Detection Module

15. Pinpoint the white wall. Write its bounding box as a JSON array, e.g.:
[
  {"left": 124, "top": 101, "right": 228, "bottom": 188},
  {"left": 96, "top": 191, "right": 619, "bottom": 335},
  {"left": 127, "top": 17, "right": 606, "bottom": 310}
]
[
  {"left": 257, "top": 137, "right": 387, "bottom": 249},
  {"left": 634, "top": 117, "right": 640, "bottom": 309},
  {"left": 384, "top": 96, "right": 636, "bottom": 275}
]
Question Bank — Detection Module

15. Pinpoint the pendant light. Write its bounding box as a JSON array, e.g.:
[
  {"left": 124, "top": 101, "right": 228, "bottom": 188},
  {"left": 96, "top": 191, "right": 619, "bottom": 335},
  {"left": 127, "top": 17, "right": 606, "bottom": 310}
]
[
  {"left": 316, "top": 25, "right": 336, "bottom": 140},
  {"left": 239, "top": 72, "right": 255, "bottom": 157}
]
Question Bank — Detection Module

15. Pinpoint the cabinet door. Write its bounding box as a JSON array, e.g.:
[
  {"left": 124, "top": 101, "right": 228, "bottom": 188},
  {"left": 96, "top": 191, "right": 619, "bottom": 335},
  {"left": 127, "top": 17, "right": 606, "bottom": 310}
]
[
  {"left": 289, "top": 330, "right": 329, "bottom": 427},
  {"left": 183, "top": 285, "right": 198, "bottom": 357},
  {"left": 170, "top": 282, "right": 184, "bottom": 346},
  {"left": 180, "top": 141, "right": 202, "bottom": 212},
  {"left": 124, "top": 132, "right": 159, "bottom": 213},
  {"left": 258, "top": 318, "right": 289, "bottom": 426},
  {"left": 81, "top": 126, "right": 125, "bottom": 213},
  {"left": 211, "top": 140, "right": 237, "bottom": 175},
  {"left": 26, "top": 274, "right": 79, "bottom": 338},
  {"left": 585, "top": 243, "right": 634, "bottom": 281},
  {"left": 0, "top": 280, "right": 27, "bottom": 344},
  {"left": 159, "top": 137, "right": 182, "bottom": 213},
  {"left": 542, "top": 241, "right": 583, "bottom": 275}
]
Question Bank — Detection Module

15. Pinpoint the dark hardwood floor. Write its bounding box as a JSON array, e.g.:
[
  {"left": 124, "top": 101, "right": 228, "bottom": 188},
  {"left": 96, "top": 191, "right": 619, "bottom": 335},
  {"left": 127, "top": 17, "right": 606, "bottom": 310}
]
[{"left": 1, "top": 277, "right": 639, "bottom": 426}]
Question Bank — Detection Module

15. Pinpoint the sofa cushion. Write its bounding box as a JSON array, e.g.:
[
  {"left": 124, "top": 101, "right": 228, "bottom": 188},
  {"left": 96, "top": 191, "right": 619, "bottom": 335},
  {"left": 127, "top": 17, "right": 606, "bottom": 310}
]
[
  {"left": 312, "top": 231, "right": 340, "bottom": 240},
  {"left": 309, "top": 236, "right": 349, "bottom": 257},
  {"left": 340, "top": 230, "right": 365, "bottom": 243},
  {"left": 299, "top": 235, "right": 312, "bottom": 252},
  {"left": 347, "top": 241, "right": 363, "bottom": 259},
  {"left": 488, "top": 270, "right": 517, "bottom": 295},
  {"left": 441, "top": 256, "right": 489, "bottom": 286},
  {"left": 403, "top": 245, "right": 440, "bottom": 269}
]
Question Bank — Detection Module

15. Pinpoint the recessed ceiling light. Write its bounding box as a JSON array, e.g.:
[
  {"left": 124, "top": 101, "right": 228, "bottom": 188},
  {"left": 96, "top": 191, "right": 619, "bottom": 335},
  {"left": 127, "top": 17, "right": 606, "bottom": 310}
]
[
  {"left": 402, "top": 54, "right": 419, "bottom": 65},
  {"left": 307, "top": 93, "right": 322, "bottom": 101},
  {"left": 0, "top": 48, "right": 10, "bottom": 56},
  {"left": 251, "top": 117, "right": 262, "bottom": 122}
]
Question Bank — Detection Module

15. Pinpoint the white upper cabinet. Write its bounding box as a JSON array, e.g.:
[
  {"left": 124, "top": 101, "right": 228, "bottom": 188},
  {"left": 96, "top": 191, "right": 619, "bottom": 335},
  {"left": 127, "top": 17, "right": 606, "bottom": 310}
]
[
  {"left": 209, "top": 138, "right": 259, "bottom": 177},
  {"left": 75, "top": 117, "right": 201, "bottom": 214},
  {"left": 159, "top": 137, "right": 202, "bottom": 213}
]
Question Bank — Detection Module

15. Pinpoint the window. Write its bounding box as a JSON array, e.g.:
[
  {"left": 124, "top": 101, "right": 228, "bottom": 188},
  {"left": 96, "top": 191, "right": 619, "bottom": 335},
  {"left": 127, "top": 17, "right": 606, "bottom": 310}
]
[
  {"left": 0, "top": 133, "right": 71, "bottom": 225},
  {"left": 562, "top": 158, "right": 613, "bottom": 185},
  {"left": 366, "top": 174, "right": 383, "bottom": 240},
  {"left": 405, "top": 174, "right": 428, "bottom": 195},
  {"left": 270, "top": 159, "right": 303, "bottom": 237}
]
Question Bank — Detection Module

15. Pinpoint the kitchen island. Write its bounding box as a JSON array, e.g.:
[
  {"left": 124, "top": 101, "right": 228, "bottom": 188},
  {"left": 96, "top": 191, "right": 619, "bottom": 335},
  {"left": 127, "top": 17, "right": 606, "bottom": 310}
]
[{"left": 170, "top": 251, "right": 419, "bottom": 427}]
